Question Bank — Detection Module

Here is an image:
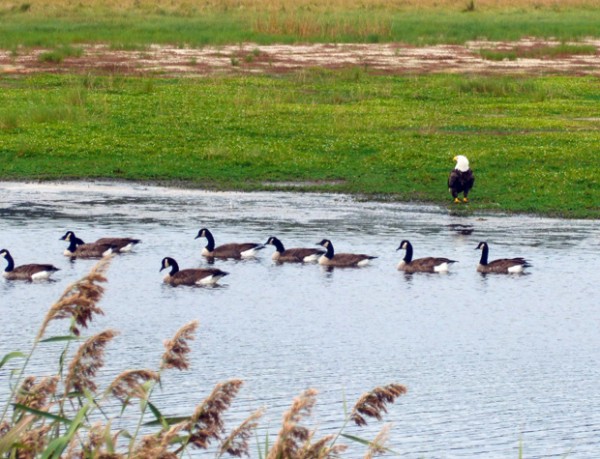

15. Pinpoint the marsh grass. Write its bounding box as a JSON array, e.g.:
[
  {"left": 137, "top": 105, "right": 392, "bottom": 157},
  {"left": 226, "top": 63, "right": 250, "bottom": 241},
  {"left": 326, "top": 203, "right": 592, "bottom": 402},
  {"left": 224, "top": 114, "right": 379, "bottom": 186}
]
[{"left": 0, "top": 259, "right": 407, "bottom": 457}]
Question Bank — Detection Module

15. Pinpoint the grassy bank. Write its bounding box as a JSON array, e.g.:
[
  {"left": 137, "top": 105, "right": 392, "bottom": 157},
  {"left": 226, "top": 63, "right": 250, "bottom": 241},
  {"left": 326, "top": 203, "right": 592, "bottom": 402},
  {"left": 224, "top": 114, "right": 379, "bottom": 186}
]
[
  {"left": 1, "top": 72, "right": 598, "bottom": 218},
  {"left": 1, "top": 2, "right": 600, "bottom": 47}
]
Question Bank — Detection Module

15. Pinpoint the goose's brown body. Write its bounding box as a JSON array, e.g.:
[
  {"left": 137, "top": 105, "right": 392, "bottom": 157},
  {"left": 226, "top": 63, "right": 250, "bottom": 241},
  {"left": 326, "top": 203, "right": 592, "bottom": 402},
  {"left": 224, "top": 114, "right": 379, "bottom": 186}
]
[
  {"left": 266, "top": 237, "right": 324, "bottom": 263},
  {"left": 317, "top": 239, "right": 376, "bottom": 268},
  {"left": 397, "top": 240, "right": 456, "bottom": 273},
  {"left": 476, "top": 242, "right": 531, "bottom": 274},
  {"left": 196, "top": 228, "right": 264, "bottom": 259},
  {"left": 160, "top": 257, "right": 228, "bottom": 286},
  {"left": 1, "top": 249, "right": 59, "bottom": 281}
]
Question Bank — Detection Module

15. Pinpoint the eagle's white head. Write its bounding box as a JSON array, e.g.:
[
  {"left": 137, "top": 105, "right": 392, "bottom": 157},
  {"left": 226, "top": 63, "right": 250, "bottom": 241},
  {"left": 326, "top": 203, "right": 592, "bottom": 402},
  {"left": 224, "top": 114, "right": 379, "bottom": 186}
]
[{"left": 453, "top": 155, "right": 470, "bottom": 172}]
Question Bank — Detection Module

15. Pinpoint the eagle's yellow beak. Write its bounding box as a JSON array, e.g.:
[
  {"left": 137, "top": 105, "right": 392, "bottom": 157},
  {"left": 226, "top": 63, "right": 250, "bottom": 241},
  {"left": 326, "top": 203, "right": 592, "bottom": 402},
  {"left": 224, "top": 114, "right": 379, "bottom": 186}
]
[{"left": 453, "top": 156, "right": 457, "bottom": 161}]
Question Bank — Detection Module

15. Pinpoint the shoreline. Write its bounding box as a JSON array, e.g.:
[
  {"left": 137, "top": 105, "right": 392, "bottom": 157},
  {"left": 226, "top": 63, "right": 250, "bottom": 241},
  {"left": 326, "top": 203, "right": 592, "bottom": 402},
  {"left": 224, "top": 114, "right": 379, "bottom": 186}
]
[{"left": 2, "top": 178, "right": 596, "bottom": 221}]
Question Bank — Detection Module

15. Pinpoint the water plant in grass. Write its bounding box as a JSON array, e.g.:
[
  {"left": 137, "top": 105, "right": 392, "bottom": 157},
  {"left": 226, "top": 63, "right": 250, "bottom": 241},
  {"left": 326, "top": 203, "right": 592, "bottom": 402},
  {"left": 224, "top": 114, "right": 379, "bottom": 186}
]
[{"left": 0, "top": 258, "right": 407, "bottom": 457}]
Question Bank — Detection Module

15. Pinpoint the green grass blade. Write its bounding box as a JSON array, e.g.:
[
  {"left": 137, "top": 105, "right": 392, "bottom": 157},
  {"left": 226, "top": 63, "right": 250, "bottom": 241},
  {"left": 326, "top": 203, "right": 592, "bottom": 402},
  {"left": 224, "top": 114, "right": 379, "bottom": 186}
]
[
  {"left": 143, "top": 415, "right": 190, "bottom": 427},
  {"left": 12, "top": 404, "right": 73, "bottom": 425},
  {"left": 0, "top": 351, "right": 26, "bottom": 369},
  {"left": 39, "top": 335, "right": 79, "bottom": 343}
]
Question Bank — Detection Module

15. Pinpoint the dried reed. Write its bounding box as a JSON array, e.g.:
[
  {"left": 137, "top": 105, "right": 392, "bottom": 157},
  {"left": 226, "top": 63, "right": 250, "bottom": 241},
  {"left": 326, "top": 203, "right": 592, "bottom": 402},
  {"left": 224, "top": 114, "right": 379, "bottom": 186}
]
[
  {"left": 183, "top": 379, "right": 244, "bottom": 450},
  {"left": 64, "top": 329, "right": 118, "bottom": 395},
  {"left": 161, "top": 320, "right": 199, "bottom": 371},
  {"left": 350, "top": 383, "right": 407, "bottom": 427},
  {"left": 37, "top": 256, "right": 111, "bottom": 339},
  {"left": 15, "top": 375, "right": 59, "bottom": 411},
  {"left": 218, "top": 408, "right": 265, "bottom": 458},
  {"left": 363, "top": 423, "right": 391, "bottom": 459},
  {"left": 132, "top": 422, "right": 185, "bottom": 459},
  {"left": 267, "top": 388, "right": 318, "bottom": 459},
  {"left": 108, "top": 369, "right": 160, "bottom": 403}
]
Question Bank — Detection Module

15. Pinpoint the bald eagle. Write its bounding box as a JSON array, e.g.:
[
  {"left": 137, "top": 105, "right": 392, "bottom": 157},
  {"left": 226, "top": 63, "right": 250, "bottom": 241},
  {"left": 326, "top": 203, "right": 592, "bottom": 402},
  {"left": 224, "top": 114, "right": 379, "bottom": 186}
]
[{"left": 448, "top": 155, "right": 474, "bottom": 203}]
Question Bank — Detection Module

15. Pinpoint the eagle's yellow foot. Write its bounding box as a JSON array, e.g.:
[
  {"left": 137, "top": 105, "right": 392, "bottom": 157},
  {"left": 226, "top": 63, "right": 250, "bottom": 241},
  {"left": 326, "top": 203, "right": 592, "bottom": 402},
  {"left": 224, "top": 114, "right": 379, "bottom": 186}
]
[
  {"left": 454, "top": 198, "right": 461, "bottom": 204},
  {"left": 463, "top": 197, "right": 469, "bottom": 203}
]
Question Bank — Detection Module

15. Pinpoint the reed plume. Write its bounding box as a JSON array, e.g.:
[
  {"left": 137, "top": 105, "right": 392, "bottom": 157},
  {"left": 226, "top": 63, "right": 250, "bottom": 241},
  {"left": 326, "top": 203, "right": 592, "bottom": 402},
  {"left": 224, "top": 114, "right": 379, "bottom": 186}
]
[
  {"left": 132, "top": 422, "right": 185, "bottom": 459},
  {"left": 37, "top": 257, "right": 111, "bottom": 339},
  {"left": 183, "top": 379, "right": 243, "bottom": 450},
  {"left": 65, "top": 422, "right": 125, "bottom": 459},
  {"left": 108, "top": 369, "right": 160, "bottom": 403},
  {"left": 15, "top": 375, "right": 59, "bottom": 411},
  {"left": 218, "top": 408, "right": 265, "bottom": 457},
  {"left": 297, "top": 433, "right": 348, "bottom": 458},
  {"left": 350, "top": 383, "right": 407, "bottom": 427},
  {"left": 266, "top": 388, "right": 318, "bottom": 459},
  {"left": 161, "top": 320, "right": 199, "bottom": 371},
  {"left": 64, "top": 330, "right": 118, "bottom": 395},
  {"left": 364, "top": 424, "right": 391, "bottom": 459},
  {"left": 14, "top": 424, "right": 52, "bottom": 459}
]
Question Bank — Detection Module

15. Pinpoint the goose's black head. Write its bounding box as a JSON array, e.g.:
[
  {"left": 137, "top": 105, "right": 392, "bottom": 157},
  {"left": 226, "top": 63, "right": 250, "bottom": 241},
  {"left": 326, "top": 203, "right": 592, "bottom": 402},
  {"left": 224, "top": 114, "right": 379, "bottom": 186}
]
[
  {"left": 475, "top": 241, "right": 488, "bottom": 251},
  {"left": 195, "top": 228, "right": 211, "bottom": 240},
  {"left": 317, "top": 239, "right": 331, "bottom": 248},
  {"left": 60, "top": 231, "right": 76, "bottom": 241},
  {"left": 0, "top": 249, "right": 9, "bottom": 259},
  {"left": 160, "top": 257, "right": 178, "bottom": 273},
  {"left": 396, "top": 240, "right": 412, "bottom": 251}
]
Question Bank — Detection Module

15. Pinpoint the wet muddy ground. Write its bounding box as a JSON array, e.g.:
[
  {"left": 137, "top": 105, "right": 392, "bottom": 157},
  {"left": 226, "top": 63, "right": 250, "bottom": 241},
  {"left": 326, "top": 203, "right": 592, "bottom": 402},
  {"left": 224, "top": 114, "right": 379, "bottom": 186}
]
[{"left": 1, "top": 38, "right": 599, "bottom": 76}]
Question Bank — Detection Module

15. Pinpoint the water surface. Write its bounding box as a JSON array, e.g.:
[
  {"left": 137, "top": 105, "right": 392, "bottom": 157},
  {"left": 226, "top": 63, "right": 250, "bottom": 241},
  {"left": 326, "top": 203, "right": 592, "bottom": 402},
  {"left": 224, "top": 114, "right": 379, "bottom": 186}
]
[{"left": 0, "top": 181, "right": 598, "bottom": 458}]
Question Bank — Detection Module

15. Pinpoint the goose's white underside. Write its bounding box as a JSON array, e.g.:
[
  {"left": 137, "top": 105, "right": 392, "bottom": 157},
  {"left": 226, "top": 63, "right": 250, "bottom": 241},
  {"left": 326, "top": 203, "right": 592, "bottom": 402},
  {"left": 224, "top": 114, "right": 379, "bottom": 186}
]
[
  {"left": 356, "top": 259, "right": 371, "bottom": 267},
  {"left": 302, "top": 253, "right": 321, "bottom": 263},
  {"left": 507, "top": 265, "right": 525, "bottom": 273},
  {"left": 119, "top": 243, "right": 135, "bottom": 252},
  {"left": 240, "top": 248, "right": 261, "bottom": 258},
  {"left": 31, "top": 271, "right": 53, "bottom": 280},
  {"left": 196, "top": 275, "right": 224, "bottom": 285},
  {"left": 433, "top": 262, "right": 450, "bottom": 272}
]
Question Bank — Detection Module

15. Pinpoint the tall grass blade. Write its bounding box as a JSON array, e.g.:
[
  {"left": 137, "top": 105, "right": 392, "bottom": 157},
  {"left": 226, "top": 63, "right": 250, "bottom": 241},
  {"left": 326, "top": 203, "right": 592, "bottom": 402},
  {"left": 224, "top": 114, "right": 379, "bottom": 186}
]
[
  {"left": 12, "top": 404, "right": 72, "bottom": 425},
  {"left": 40, "top": 335, "right": 79, "bottom": 343},
  {"left": 0, "top": 351, "right": 26, "bottom": 369},
  {"left": 41, "top": 403, "right": 89, "bottom": 459},
  {"left": 0, "top": 415, "right": 35, "bottom": 455}
]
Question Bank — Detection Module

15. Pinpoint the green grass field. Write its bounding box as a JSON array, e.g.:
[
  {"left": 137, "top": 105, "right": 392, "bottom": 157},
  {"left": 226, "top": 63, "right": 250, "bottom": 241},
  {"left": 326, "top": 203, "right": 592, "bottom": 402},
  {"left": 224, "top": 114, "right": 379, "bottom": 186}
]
[
  {"left": 1, "top": 8, "right": 600, "bottom": 48},
  {"left": 1, "top": 72, "right": 598, "bottom": 218}
]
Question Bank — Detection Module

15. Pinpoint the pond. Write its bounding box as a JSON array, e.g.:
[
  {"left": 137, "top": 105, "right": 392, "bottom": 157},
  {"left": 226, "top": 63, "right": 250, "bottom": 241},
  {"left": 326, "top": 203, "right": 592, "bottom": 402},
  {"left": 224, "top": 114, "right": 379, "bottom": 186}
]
[{"left": 0, "top": 181, "right": 599, "bottom": 458}]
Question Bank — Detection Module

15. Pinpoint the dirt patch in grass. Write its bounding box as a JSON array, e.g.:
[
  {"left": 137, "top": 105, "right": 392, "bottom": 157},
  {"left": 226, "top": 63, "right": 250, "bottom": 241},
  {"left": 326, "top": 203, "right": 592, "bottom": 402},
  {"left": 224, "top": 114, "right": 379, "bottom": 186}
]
[{"left": 1, "top": 38, "right": 599, "bottom": 77}]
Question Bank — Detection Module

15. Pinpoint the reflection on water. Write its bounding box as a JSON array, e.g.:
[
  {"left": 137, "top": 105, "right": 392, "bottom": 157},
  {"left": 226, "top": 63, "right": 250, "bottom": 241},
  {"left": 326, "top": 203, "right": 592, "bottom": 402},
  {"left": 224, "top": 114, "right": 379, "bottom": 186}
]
[{"left": 1, "top": 181, "right": 599, "bottom": 458}]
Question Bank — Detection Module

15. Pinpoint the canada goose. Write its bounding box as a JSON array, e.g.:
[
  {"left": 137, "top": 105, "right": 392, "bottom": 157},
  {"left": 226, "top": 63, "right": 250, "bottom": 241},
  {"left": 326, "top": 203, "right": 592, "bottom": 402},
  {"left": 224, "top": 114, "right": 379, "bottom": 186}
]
[
  {"left": 60, "top": 231, "right": 116, "bottom": 258},
  {"left": 160, "top": 257, "right": 229, "bottom": 286},
  {"left": 265, "top": 236, "right": 324, "bottom": 263},
  {"left": 396, "top": 240, "right": 457, "bottom": 273},
  {"left": 448, "top": 155, "right": 475, "bottom": 203},
  {"left": 1, "top": 249, "right": 59, "bottom": 281},
  {"left": 316, "top": 239, "right": 377, "bottom": 267},
  {"left": 195, "top": 228, "right": 265, "bottom": 259},
  {"left": 475, "top": 241, "right": 531, "bottom": 274},
  {"left": 60, "top": 231, "right": 140, "bottom": 253}
]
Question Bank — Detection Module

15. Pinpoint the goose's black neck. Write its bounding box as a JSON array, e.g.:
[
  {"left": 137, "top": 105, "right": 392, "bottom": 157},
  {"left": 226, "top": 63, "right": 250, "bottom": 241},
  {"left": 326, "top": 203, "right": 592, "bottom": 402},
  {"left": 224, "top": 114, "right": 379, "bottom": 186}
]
[
  {"left": 203, "top": 230, "right": 215, "bottom": 251},
  {"left": 2, "top": 252, "right": 14, "bottom": 272},
  {"left": 168, "top": 259, "right": 180, "bottom": 275},
  {"left": 479, "top": 244, "right": 489, "bottom": 265},
  {"left": 271, "top": 238, "right": 285, "bottom": 253},
  {"left": 66, "top": 237, "right": 85, "bottom": 253},
  {"left": 403, "top": 242, "right": 413, "bottom": 263},
  {"left": 324, "top": 241, "right": 335, "bottom": 259}
]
